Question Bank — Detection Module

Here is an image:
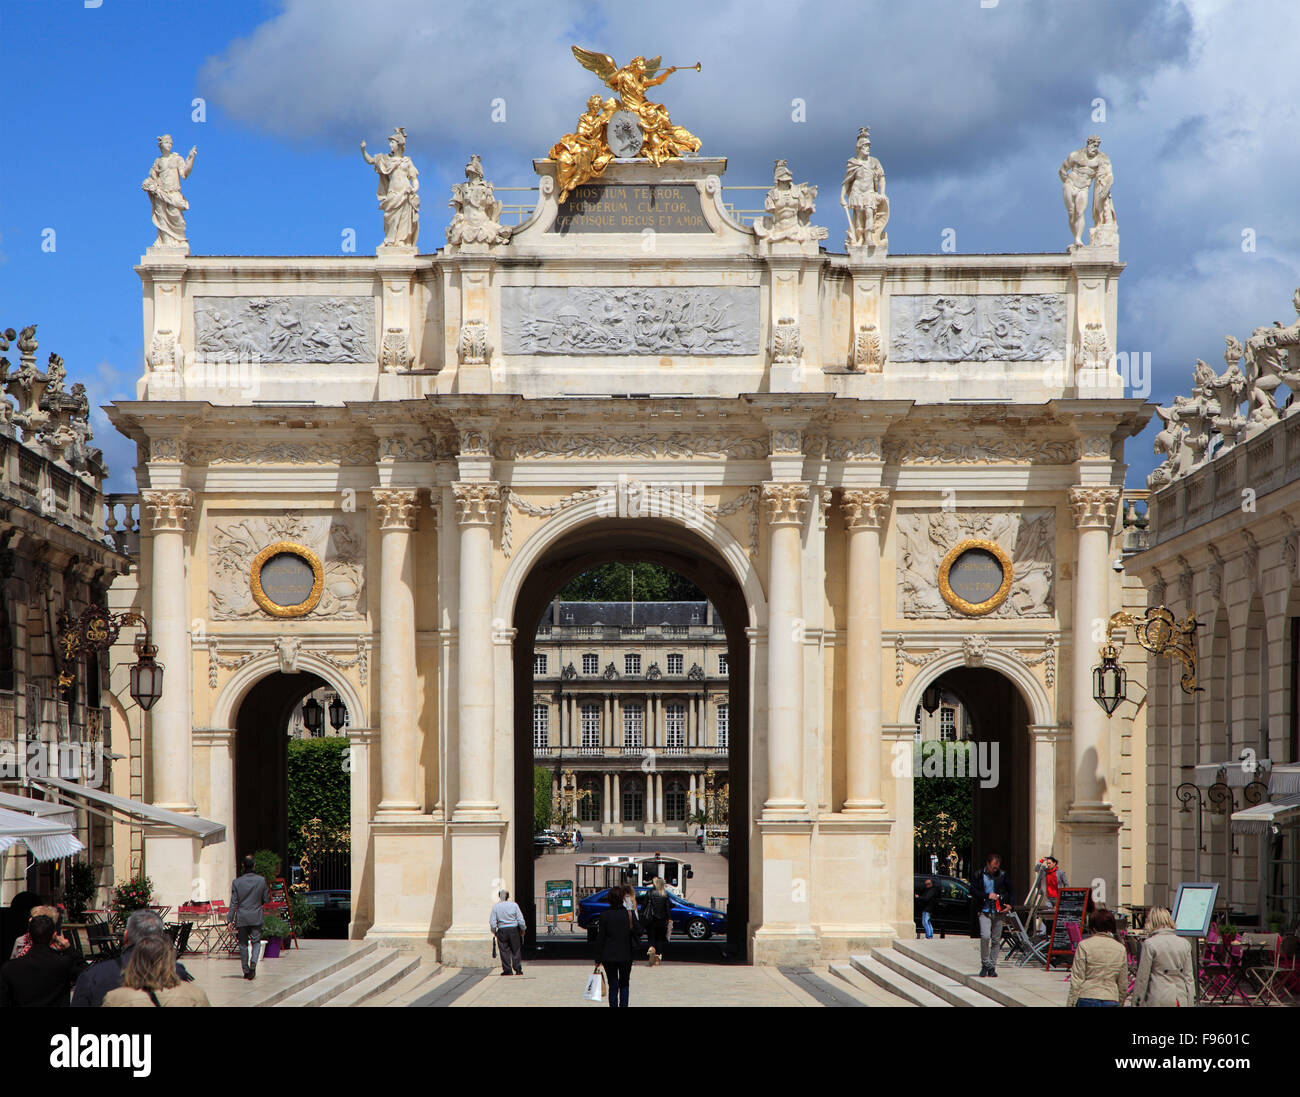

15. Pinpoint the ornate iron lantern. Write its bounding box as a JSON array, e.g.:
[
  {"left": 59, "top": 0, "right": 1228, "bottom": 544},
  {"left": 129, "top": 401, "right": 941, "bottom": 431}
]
[
  {"left": 301, "top": 695, "right": 324, "bottom": 737},
  {"left": 327, "top": 692, "right": 347, "bottom": 732}
]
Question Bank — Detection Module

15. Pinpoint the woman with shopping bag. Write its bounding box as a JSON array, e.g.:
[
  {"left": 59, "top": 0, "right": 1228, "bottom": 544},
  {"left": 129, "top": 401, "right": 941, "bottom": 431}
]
[{"left": 593, "top": 884, "right": 642, "bottom": 1007}]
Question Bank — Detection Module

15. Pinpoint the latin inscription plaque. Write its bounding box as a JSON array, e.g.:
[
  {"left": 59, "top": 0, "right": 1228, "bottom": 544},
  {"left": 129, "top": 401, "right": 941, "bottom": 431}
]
[
  {"left": 946, "top": 548, "right": 1004, "bottom": 605},
  {"left": 551, "top": 183, "right": 710, "bottom": 234},
  {"left": 258, "top": 553, "right": 316, "bottom": 608}
]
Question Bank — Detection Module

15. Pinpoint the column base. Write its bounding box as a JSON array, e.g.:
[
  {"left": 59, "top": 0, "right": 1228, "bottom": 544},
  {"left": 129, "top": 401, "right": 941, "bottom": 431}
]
[
  {"left": 439, "top": 930, "right": 497, "bottom": 967},
  {"left": 374, "top": 801, "right": 422, "bottom": 819},
  {"left": 142, "top": 830, "right": 200, "bottom": 910},
  {"left": 1060, "top": 808, "right": 1122, "bottom": 909},
  {"left": 452, "top": 802, "right": 501, "bottom": 822},
  {"left": 840, "top": 799, "right": 887, "bottom": 813},
  {"left": 752, "top": 926, "right": 820, "bottom": 965},
  {"left": 369, "top": 814, "right": 445, "bottom": 944},
  {"left": 445, "top": 818, "right": 508, "bottom": 956}
]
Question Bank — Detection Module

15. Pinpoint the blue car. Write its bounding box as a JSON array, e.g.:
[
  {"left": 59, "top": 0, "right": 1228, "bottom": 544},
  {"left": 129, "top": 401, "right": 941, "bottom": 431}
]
[{"left": 577, "top": 887, "right": 726, "bottom": 941}]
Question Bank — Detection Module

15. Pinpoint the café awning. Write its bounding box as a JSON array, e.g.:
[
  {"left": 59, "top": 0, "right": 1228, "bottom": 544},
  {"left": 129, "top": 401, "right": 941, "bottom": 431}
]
[
  {"left": 1230, "top": 793, "right": 1300, "bottom": 835},
  {"left": 0, "top": 789, "right": 77, "bottom": 823},
  {"left": 25, "top": 775, "right": 226, "bottom": 848},
  {"left": 1191, "top": 760, "right": 1271, "bottom": 789},
  {"left": 0, "top": 807, "right": 85, "bottom": 862},
  {"left": 1269, "top": 764, "right": 1300, "bottom": 796}
]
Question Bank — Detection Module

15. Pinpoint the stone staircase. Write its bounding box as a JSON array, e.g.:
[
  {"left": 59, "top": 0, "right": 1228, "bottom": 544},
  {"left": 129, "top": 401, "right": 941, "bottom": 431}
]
[
  {"left": 266, "top": 944, "right": 440, "bottom": 1007},
  {"left": 833, "top": 938, "right": 1062, "bottom": 1007}
]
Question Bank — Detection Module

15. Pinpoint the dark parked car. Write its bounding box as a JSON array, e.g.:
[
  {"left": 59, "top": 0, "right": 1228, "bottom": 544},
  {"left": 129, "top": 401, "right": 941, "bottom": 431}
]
[
  {"left": 577, "top": 887, "right": 726, "bottom": 941},
  {"left": 913, "top": 874, "right": 972, "bottom": 937},
  {"left": 302, "top": 889, "right": 350, "bottom": 938}
]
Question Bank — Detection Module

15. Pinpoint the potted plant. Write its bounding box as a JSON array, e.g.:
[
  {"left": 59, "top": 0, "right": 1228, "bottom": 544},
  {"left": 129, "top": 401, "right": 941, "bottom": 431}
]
[
  {"left": 261, "top": 914, "right": 292, "bottom": 958},
  {"left": 61, "top": 860, "right": 98, "bottom": 924},
  {"left": 1268, "top": 911, "right": 1283, "bottom": 934},
  {"left": 1218, "top": 920, "right": 1238, "bottom": 945},
  {"left": 110, "top": 871, "right": 154, "bottom": 928}
]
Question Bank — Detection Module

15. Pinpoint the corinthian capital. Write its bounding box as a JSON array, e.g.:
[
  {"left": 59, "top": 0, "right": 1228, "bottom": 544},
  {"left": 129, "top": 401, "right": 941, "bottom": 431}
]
[
  {"left": 453, "top": 480, "right": 501, "bottom": 526},
  {"left": 761, "top": 481, "right": 810, "bottom": 526},
  {"left": 842, "top": 488, "right": 892, "bottom": 531},
  {"left": 142, "top": 489, "right": 193, "bottom": 533},
  {"left": 1068, "top": 485, "right": 1120, "bottom": 529},
  {"left": 373, "top": 488, "right": 420, "bottom": 531}
]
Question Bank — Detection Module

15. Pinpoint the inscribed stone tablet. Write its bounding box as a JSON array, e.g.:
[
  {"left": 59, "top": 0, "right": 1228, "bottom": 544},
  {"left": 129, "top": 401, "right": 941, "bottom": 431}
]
[
  {"left": 946, "top": 548, "right": 1005, "bottom": 606},
  {"left": 258, "top": 552, "right": 317, "bottom": 608},
  {"left": 552, "top": 183, "right": 710, "bottom": 234}
]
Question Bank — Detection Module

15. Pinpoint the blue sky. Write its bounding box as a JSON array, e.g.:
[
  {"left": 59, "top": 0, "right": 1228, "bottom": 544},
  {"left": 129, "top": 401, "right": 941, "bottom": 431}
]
[{"left": 2, "top": 0, "right": 1298, "bottom": 492}]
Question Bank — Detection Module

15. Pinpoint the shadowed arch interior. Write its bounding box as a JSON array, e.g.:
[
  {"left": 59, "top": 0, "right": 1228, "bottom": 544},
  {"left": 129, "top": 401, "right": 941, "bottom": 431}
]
[
  {"left": 914, "top": 666, "right": 1031, "bottom": 893},
  {"left": 511, "top": 518, "right": 751, "bottom": 958},
  {"left": 234, "top": 670, "right": 328, "bottom": 874}
]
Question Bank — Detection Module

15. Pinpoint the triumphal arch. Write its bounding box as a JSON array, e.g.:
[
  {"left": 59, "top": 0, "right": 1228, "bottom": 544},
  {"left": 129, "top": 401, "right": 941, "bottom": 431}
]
[{"left": 108, "top": 51, "right": 1150, "bottom": 962}]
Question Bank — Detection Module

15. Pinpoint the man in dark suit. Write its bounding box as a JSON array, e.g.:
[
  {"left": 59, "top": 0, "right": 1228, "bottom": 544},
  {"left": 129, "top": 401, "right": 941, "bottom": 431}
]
[
  {"left": 0, "top": 914, "right": 83, "bottom": 1007},
  {"left": 229, "top": 854, "right": 270, "bottom": 980},
  {"left": 70, "top": 908, "right": 191, "bottom": 1007},
  {"left": 593, "top": 885, "right": 641, "bottom": 1008}
]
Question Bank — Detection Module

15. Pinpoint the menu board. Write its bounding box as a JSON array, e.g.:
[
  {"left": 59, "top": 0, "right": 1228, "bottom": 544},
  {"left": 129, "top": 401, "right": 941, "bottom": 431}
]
[{"left": 1045, "top": 887, "right": 1092, "bottom": 967}]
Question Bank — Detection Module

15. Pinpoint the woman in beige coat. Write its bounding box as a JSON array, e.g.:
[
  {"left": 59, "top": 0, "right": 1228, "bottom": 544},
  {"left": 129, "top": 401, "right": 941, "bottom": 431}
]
[
  {"left": 1133, "top": 907, "right": 1195, "bottom": 1007},
  {"left": 103, "top": 934, "right": 211, "bottom": 1007},
  {"left": 1067, "top": 908, "right": 1129, "bottom": 1007}
]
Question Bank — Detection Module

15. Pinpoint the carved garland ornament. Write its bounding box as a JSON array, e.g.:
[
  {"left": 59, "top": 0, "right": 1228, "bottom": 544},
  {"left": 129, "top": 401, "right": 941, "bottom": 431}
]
[{"left": 249, "top": 541, "right": 325, "bottom": 618}]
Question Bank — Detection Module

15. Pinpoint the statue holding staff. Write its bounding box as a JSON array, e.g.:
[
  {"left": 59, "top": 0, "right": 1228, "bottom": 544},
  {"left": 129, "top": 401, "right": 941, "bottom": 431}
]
[{"left": 841, "top": 126, "right": 889, "bottom": 249}]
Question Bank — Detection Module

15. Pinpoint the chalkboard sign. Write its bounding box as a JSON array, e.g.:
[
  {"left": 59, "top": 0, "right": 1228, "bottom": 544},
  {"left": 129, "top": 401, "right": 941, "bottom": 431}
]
[{"left": 1045, "top": 887, "right": 1092, "bottom": 967}]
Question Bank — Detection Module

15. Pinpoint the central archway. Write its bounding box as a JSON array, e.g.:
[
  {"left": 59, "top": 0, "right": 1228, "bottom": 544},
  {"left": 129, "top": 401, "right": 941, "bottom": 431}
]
[{"left": 509, "top": 516, "right": 755, "bottom": 959}]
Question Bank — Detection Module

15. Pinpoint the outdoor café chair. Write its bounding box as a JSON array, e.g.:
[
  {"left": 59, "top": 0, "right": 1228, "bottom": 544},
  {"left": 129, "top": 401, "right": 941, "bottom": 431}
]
[
  {"left": 1247, "top": 934, "right": 1298, "bottom": 1006},
  {"left": 85, "top": 920, "right": 121, "bottom": 960}
]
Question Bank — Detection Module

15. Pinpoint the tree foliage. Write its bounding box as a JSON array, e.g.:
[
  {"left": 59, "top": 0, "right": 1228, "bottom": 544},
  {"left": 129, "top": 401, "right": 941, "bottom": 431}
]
[
  {"left": 913, "top": 742, "right": 974, "bottom": 874},
  {"left": 557, "top": 562, "right": 703, "bottom": 602},
  {"left": 533, "top": 765, "right": 553, "bottom": 834},
  {"left": 287, "top": 737, "right": 350, "bottom": 861}
]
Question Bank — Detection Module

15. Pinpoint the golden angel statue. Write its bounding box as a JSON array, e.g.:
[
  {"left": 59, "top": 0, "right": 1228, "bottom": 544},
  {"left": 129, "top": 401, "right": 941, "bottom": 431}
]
[{"left": 548, "top": 46, "right": 701, "bottom": 205}]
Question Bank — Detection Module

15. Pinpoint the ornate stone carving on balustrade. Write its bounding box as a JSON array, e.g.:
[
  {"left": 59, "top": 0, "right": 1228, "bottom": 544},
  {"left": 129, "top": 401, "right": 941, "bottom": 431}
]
[
  {"left": 1149, "top": 287, "right": 1300, "bottom": 489},
  {"left": 0, "top": 325, "right": 101, "bottom": 472}
]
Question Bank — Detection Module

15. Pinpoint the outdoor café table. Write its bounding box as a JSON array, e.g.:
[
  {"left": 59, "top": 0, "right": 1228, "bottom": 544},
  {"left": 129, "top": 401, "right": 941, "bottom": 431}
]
[{"left": 1202, "top": 934, "right": 1271, "bottom": 1005}]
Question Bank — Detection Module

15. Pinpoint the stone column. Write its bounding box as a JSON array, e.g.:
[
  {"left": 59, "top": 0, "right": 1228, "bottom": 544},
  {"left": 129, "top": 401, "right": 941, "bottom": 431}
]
[
  {"left": 603, "top": 773, "right": 611, "bottom": 827},
  {"left": 762, "top": 482, "right": 809, "bottom": 815},
  {"left": 1064, "top": 485, "right": 1123, "bottom": 900},
  {"left": 613, "top": 695, "right": 622, "bottom": 751},
  {"left": 142, "top": 488, "right": 196, "bottom": 909},
  {"left": 374, "top": 489, "right": 421, "bottom": 814},
  {"left": 842, "top": 489, "right": 892, "bottom": 811},
  {"left": 453, "top": 481, "right": 500, "bottom": 816},
  {"left": 656, "top": 773, "right": 665, "bottom": 826},
  {"left": 612, "top": 773, "right": 621, "bottom": 828},
  {"left": 689, "top": 773, "right": 697, "bottom": 814},
  {"left": 688, "top": 695, "right": 698, "bottom": 747}
]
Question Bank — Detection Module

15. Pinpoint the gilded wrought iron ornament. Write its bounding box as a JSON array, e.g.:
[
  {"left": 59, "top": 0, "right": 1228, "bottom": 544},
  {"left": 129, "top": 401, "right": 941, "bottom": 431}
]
[
  {"left": 937, "top": 538, "right": 1013, "bottom": 616},
  {"left": 1106, "top": 606, "right": 1200, "bottom": 694},
  {"left": 549, "top": 47, "right": 701, "bottom": 206},
  {"left": 250, "top": 541, "right": 325, "bottom": 618},
  {"left": 56, "top": 606, "right": 155, "bottom": 692}
]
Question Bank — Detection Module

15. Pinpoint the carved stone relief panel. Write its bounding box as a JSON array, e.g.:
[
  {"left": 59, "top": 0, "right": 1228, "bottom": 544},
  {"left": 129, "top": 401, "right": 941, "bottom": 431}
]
[
  {"left": 501, "top": 286, "right": 760, "bottom": 356},
  {"left": 210, "top": 510, "right": 366, "bottom": 620},
  {"left": 889, "top": 294, "right": 1066, "bottom": 362},
  {"left": 194, "top": 296, "right": 375, "bottom": 364},
  {"left": 896, "top": 507, "right": 1055, "bottom": 619}
]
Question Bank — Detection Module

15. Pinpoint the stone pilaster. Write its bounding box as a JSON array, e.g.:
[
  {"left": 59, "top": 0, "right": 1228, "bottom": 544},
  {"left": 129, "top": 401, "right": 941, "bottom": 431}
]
[
  {"left": 141, "top": 487, "right": 196, "bottom": 909},
  {"left": 1063, "top": 484, "right": 1122, "bottom": 904},
  {"left": 842, "top": 488, "right": 892, "bottom": 811},
  {"left": 373, "top": 488, "right": 421, "bottom": 814},
  {"left": 761, "top": 482, "right": 809, "bottom": 817}
]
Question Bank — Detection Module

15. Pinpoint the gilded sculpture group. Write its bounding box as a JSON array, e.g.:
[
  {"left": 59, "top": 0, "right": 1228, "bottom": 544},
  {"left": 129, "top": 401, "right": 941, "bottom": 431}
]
[{"left": 141, "top": 47, "right": 1118, "bottom": 270}]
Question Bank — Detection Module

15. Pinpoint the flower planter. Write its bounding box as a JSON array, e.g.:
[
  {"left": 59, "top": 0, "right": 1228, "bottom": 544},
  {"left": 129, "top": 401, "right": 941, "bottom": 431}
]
[{"left": 263, "top": 938, "right": 282, "bottom": 959}]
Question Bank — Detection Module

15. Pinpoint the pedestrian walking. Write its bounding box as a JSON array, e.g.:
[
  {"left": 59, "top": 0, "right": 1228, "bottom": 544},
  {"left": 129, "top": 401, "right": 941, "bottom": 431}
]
[
  {"left": 573, "top": 826, "right": 583, "bottom": 851},
  {"left": 102, "top": 934, "right": 210, "bottom": 1008},
  {"left": 489, "top": 889, "right": 527, "bottom": 975},
  {"left": 1132, "top": 906, "right": 1194, "bottom": 1007},
  {"left": 643, "top": 876, "right": 671, "bottom": 964},
  {"left": 915, "top": 877, "right": 939, "bottom": 940},
  {"left": 228, "top": 854, "right": 270, "bottom": 981},
  {"left": 1067, "top": 908, "right": 1129, "bottom": 1007},
  {"left": 594, "top": 884, "right": 641, "bottom": 1007},
  {"left": 971, "top": 851, "right": 1015, "bottom": 977}
]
